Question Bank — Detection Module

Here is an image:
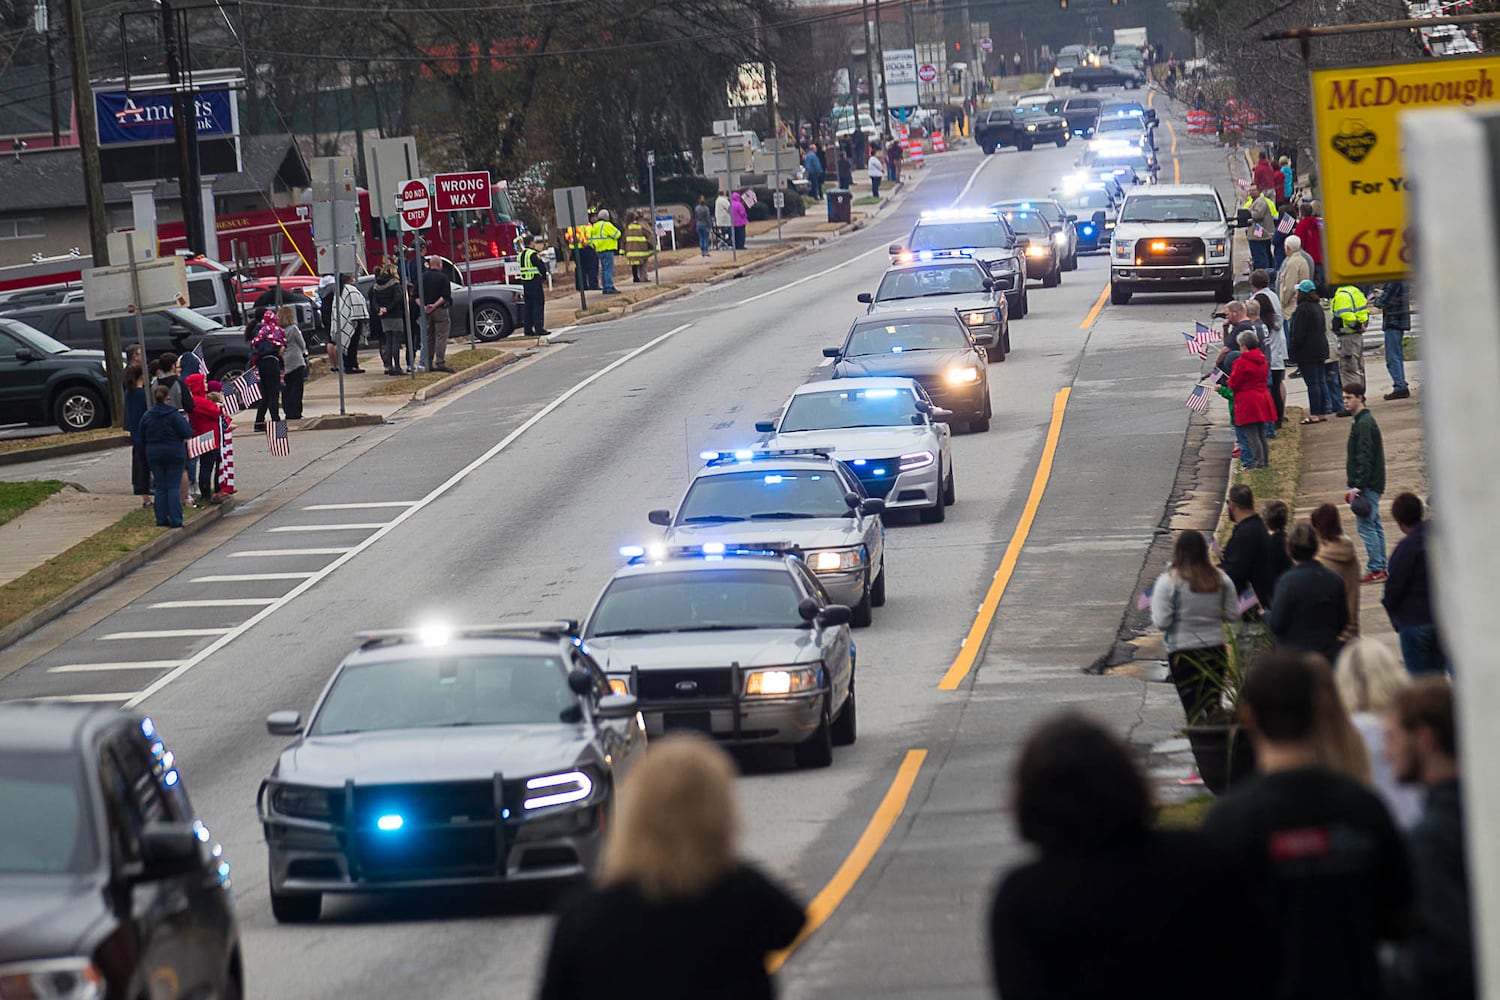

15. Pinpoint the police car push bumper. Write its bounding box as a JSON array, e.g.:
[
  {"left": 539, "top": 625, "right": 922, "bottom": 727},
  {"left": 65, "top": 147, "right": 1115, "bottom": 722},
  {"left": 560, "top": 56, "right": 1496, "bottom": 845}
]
[{"left": 621, "top": 660, "right": 828, "bottom": 745}]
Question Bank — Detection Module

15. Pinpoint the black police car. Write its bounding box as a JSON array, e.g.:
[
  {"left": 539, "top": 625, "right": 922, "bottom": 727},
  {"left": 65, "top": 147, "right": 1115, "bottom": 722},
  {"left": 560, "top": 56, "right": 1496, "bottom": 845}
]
[
  {"left": 0, "top": 317, "right": 113, "bottom": 431},
  {"left": 0, "top": 703, "right": 242, "bottom": 999}
]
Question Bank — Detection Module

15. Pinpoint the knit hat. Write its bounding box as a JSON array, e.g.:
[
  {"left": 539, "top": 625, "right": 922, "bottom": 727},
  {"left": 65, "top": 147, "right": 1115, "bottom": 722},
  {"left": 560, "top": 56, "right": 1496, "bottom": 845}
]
[
  {"left": 1297, "top": 279, "right": 1317, "bottom": 293},
  {"left": 207, "top": 380, "right": 223, "bottom": 392}
]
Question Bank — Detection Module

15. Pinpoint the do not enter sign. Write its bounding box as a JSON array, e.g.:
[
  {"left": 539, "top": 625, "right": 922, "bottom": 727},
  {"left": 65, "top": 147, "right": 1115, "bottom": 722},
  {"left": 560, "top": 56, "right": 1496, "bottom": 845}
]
[
  {"left": 917, "top": 63, "right": 938, "bottom": 84},
  {"left": 400, "top": 178, "right": 432, "bottom": 231}
]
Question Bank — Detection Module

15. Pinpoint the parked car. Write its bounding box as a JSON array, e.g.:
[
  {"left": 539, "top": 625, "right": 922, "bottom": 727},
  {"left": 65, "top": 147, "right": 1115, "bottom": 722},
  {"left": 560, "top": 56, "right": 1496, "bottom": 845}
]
[
  {"left": 0, "top": 302, "right": 251, "bottom": 383},
  {"left": 0, "top": 316, "right": 113, "bottom": 430}
]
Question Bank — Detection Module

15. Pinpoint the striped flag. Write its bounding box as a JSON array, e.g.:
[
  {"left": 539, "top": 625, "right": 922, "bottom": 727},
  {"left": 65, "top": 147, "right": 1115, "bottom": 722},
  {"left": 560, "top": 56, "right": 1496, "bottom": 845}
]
[
  {"left": 234, "top": 369, "right": 262, "bottom": 406},
  {"left": 1193, "top": 321, "right": 1217, "bottom": 350},
  {"left": 186, "top": 430, "right": 216, "bottom": 458},
  {"left": 219, "top": 389, "right": 242, "bottom": 417},
  {"left": 266, "top": 419, "right": 290, "bottom": 457},
  {"left": 1237, "top": 589, "right": 1261, "bottom": 615},
  {"left": 1182, "top": 331, "right": 1208, "bottom": 359},
  {"left": 1205, "top": 367, "right": 1226, "bottom": 386},
  {"left": 1185, "top": 384, "right": 1211, "bottom": 412}
]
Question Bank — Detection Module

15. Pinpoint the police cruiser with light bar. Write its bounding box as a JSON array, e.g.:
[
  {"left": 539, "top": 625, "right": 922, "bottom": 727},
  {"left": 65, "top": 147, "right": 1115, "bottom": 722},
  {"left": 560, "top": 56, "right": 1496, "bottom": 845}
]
[
  {"left": 583, "top": 548, "right": 857, "bottom": 768},
  {"left": 646, "top": 448, "right": 886, "bottom": 626},
  {"left": 256, "top": 623, "right": 644, "bottom": 922},
  {"left": 891, "top": 209, "right": 1030, "bottom": 320}
]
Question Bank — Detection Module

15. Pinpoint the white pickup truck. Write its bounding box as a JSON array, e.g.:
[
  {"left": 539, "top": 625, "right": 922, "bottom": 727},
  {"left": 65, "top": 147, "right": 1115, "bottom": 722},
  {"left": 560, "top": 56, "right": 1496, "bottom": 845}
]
[{"left": 1109, "top": 184, "right": 1237, "bottom": 305}]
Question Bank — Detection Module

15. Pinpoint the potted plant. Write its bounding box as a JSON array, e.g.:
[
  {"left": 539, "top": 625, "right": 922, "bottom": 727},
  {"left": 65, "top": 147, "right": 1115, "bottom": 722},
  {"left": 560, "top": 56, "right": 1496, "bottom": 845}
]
[{"left": 1183, "top": 620, "right": 1271, "bottom": 794}]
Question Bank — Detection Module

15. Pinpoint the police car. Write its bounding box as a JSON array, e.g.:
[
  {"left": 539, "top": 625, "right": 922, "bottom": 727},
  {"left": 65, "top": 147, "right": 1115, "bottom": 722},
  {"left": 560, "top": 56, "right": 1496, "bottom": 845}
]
[
  {"left": 856, "top": 252, "right": 1009, "bottom": 361},
  {"left": 758, "top": 378, "right": 954, "bottom": 523},
  {"left": 891, "top": 209, "right": 1030, "bottom": 320},
  {"left": 993, "top": 204, "right": 1065, "bottom": 288},
  {"left": 583, "top": 549, "right": 857, "bottom": 768},
  {"left": 647, "top": 449, "right": 886, "bottom": 625},
  {"left": 1053, "top": 179, "right": 1121, "bottom": 253}
]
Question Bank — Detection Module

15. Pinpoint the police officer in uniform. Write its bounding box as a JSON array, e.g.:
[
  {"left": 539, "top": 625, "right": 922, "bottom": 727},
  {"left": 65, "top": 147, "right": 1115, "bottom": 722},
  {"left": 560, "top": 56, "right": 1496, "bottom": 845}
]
[
  {"left": 517, "top": 233, "right": 550, "bottom": 338},
  {"left": 1331, "top": 283, "right": 1369, "bottom": 390}
]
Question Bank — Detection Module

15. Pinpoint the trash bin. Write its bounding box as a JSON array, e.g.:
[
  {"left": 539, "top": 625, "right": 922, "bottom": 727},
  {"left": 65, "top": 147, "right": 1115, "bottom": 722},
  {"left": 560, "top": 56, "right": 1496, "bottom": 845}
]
[{"left": 826, "top": 189, "right": 852, "bottom": 224}]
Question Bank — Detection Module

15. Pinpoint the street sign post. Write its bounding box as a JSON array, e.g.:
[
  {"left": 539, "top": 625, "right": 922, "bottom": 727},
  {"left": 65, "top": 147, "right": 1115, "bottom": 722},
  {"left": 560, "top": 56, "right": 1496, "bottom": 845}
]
[
  {"left": 980, "top": 37, "right": 993, "bottom": 53},
  {"left": 918, "top": 63, "right": 938, "bottom": 84},
  {"left": 435, "top": 171, "right": 490, "bottom": 348},
  {"left": 81, "top": 254, "right": 188, "bottom": 320},
  {"left": 552, "top": 186, "right": 589, "bottom": 310},
  {"left": 400, "top": 179, "right": 433, "bottom": 232},
  {"left": 647, "top": 152, "right": 660, "bottom": 285},
  {"left": 363, "top": 137, "right": 418, "bottom": 220}
]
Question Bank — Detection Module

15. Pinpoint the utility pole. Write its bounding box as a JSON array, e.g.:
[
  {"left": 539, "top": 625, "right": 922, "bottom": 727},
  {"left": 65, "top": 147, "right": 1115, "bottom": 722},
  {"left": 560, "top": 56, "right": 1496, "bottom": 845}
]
[
  {"left": 35, "top": 0, "right": 61, "bottom": 144},
  {"left": 161, "top": 0, "right": 205, "bottom": 253},
  {"left": 905, "top": 0, "right": 917, "bottom": 50},
  {"left": 874, "top": 0, "right": 890, "bottom": 130},
  {"left": 861, "top": 0, "right": 877, "bottom": 129},
  {"left": 63, "top": 0, "right": 125, "bottom": 424}
]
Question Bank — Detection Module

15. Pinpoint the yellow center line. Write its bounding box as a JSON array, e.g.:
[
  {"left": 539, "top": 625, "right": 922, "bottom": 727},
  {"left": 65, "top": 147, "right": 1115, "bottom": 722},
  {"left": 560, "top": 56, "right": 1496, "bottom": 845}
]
[
  {"left": 1167, "top": 117, "right": 1178, "bottom": 155},
  {"left": 938, "top": 387, "right": 1072, "bottom": 691},
  {"left": 1174, "top": 157, "right": 1181, "bottom": 184},
  {"left": 767, "top": 748, "right": 928, "bottom": 973},
  {"left": 1080, "top": 283, "right": 1110, "bottom": 329}
]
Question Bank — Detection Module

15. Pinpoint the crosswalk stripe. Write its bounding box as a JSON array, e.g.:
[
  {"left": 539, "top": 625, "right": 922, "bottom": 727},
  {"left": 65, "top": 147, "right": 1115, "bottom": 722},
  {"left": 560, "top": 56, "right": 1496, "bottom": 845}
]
[
  {"left": 48, "top": 661, "right": 180, "bottom": 673},
  {"left": 100, "top": 628, "right": 234, "bottom": 641},
  {"left": 267, "top": 524, "right": 386, "bottom": 532},
  {"left": 226, "top": 548, "right": 352, "bottom": 558},
  {"left": 147, "top": 599, "right": 278, "bottom": 609}
]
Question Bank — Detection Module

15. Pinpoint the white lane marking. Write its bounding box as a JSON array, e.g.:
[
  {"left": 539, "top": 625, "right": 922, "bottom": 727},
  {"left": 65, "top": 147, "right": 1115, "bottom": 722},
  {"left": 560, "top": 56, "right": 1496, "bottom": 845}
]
[
  {"left": 267, "top": 524, "right": 387, "bottom": 533},
  {"left": 191, "top": 573, "right": 317, "bottom": 582},
  {"left": 126, "top": 321, "right": 697, "bottom": 709},
  {"left": 101, "top": 628, "right": 234, "bottom": 641},
  {"left": 302, "top": 502, "right": 418, "bottom": 511},
  {"left": 735, "top": 244, "right": 891, "bottom": 306},
  {"left": 954, "top": 148, "right": 1000, "bottom": 202},
  {"left": 26, "top": 692, "right": 136, "bottom": 703},
  {"left": 147, "top": 599, "right": 278, "bottom": 609},
  {"left": 49, "top": 661, "right": 180, "bottom": 673},
  {"left": 226, "top": 548, "right": 352, "bottom": 558}
]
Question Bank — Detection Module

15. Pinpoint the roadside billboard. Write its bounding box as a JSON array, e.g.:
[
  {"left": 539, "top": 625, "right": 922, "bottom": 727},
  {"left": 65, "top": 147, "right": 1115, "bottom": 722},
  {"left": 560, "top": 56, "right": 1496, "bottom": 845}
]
[
  {"left": 1310, "top": 55, "right": 1500, "bottom": 283},
  {"left": 884, "top": 49, "right": 919, "bottom": 109}
]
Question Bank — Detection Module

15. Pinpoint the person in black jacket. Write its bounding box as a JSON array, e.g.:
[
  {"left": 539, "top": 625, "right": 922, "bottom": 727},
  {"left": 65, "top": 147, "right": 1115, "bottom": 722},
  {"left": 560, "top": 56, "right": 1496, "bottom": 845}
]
[
  {"left": 1220, "top": 484, "right": 1276, "bottom": 610},
  {"left": 1383, "top": 493, "right": 1449, "bottom": 675},
  {"left": 989, "top": 714, "right": 1270, "bottom": 1000},
  {"left": 1266, "top": 521, "right": 1350, "bottom": 663},
  {"left": 1383, "top": 677, "right": 1471, "bottom": 1000},
  {"left": 138, "top": 385, "right": 192, "bottom": 528},
  {"left": 539, "top": 734, "right": 804, "bottom": 1000},
  {"left": 1287, "top": 281, "right": 1331, "bottom": 422},
  {"left": 1263, "top": 499, "right": 1293, "bottom": 600}
]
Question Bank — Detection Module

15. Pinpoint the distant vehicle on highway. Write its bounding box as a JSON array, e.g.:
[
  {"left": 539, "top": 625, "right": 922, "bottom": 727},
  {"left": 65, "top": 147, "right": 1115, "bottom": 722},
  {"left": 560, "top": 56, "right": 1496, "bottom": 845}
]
[
  {"left": 1063, "top": 96, "right": 1104, "bottom": 138},
  {"left": 0, "top": 703, "right": 241, "bottom": 999},
  {"left": 258, "top": 622, "right": 644, "bottom": 922},
  {"left": 892, "top": 210, "right": 1029, "bottom": 320},
  {"left": 993, "top": 204, "right": 1066, "bottom": 288},
  {"left": 0, "top": 317, "right": 112, "bottom": 431},
  {"left": 1071, "top": 62, "right": 1145, "bottom": 90}
]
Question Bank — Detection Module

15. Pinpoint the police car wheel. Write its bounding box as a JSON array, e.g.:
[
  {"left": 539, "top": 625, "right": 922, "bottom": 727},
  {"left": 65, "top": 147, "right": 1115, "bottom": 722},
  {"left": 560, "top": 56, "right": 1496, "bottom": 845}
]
[
  {"left": 870, "top": 562, "right": 886, "bottom": 607},
  {"left": 270, "top": 888, "right": 321, "bottom": 924},
  {"left": 851, "top": 574, "right": 873, "bottom": 628},
  {"left": 944, "top": 467, "right": 957, "bottom": 506},
  {"left": 794, "top": 701, "right": 834, "bottom": 768}
]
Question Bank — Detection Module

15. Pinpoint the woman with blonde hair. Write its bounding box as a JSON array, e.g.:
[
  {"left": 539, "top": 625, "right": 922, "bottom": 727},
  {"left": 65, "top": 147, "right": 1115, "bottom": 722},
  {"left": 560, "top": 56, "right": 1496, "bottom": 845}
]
[
  {"left": 1335, "top": 639, "right": 1422, "bottom": 827},
  {"left": 539, "top": 734, "right": 805, "bottom": 999},
  {"left": 1309, "top": 654, "right": 1371, "bottom": 784}
]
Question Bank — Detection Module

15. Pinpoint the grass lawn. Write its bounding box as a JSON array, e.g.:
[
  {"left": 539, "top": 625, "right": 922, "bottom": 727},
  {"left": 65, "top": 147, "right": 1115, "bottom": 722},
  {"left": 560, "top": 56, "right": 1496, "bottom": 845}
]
[
  {"left": 0, "top": 428, "right": 125, "bottom": 457},
  {"left": 0, "top": 504, "right": 210, "bottom": 633},
  {"left": 1218, "top": 405, "right": 1305, "bottom": 548},
  {"left": 0, "top": 480, "right": 66, "bottom": 527},
  {"left": 1157, "top": 795, "right": 1215, "bottom": 829},
  {"left": 362, "top": 348, "right": 515, "bottom": 397},
  {"left": 853, "top": 195, "right": 882, "bottom": 206}
]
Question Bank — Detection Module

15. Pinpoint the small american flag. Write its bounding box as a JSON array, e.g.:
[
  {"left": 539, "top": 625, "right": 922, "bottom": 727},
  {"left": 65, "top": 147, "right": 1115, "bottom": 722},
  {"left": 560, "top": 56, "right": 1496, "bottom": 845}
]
[
  {"left": 186, "top": 430, "right": 216, "bottom": 458},
  {"left": 1193, "top": 321, "right": 1217, "bottom": 349},
  {"left": 1182, "top": 331, "right": 1208, "bottom": 359},
  {"left": 232, "top": 370, "right": 262, "bottom": 406},
  {"left": 219, "top": 391, "right": 241, "bottom": 417},
  {"left": 1206, "top": 367, "right": 1226, "bottom": 386},
  {"left": 266, "top": 419, "right": 290, "bottom": 457},
  {"left": 1185, "top": 385, "right": 1211, "bottom": 412},
  {"left": 1238, "top": 589, "right": 1261, "bottom": 615}
]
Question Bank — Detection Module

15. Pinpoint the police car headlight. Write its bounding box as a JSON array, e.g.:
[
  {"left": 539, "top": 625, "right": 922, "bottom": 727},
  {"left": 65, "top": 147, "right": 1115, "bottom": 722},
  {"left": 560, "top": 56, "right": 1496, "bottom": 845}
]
[
  {"left": 1206, "top": 238, "right": 1228, "bottom": 258},
  {"left": 270, "top": 783, "right": 336, "bottom": 820},
  {"left": 745, "top": 667, "right": 819, "bottom": 697},
  {"left": 945, "top": 365, "right": 981, "bottom": 385},
  {"left": 1053, "top": 232, "right": 1068, "bottom": 246},
  {"left": 809, "top": 547, "right": 864, "bottom": 573},
  {"left": 1026, "top": 124, "right": 1037, "bottom": 132},
  {"left": 1112, "top": 240, "right": 1134, "bottom": 261},
  {"left": 524, "top": 770, "right": 594, "bottom": 809},
  {"left": 1025, "top": 244, "right": 1048, "bottom": 258},
  {"left": 899, "top": 450, "right": 935, "bottom": 471},
  {"left": 0, "top": 958, "right": 104, "bottom": 1000},
  {"left": 962, "top": 308, "right": 999, "bottom": 327}
]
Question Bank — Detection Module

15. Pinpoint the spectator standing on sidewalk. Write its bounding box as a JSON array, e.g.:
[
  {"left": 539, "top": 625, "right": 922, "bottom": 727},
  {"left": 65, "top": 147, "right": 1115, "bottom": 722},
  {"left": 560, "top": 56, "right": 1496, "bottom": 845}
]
[
  {"left": 328, "top": 273, "right": 367, "bottom": 374},
  {"left": 886, "top": 135, "right": 903, "bottom": 185},
  {"left": 1373, "top": 280, "right": 1412, "bottom": 400},
  {"left": 1278, "top": 236, "right": 1313, "bottom": 332},
  {"left": 1383, "top": 678, "right": 1473, "bottom": 1000},
  {"left": 278, "top": 306, "right": 309, "bottom": 418},
  {"left": 421, "top": 256, "right": 455, "bottom": 373},
  {"left": 694, "top": 195, "right": 712, "bottom": 259},
  {"left": 1383, "top": 493, "right": 1450, "bottom": 675},
  {"left": 803, "top": 143, "right": 824, "bottom": 199},
  {"left": 729, "top": 192, "right": 748, "bottom": 251},
  {"left": 1221, "top": 484, "right": 1276, "bottom": 610},
  {"left": 249, "top": 309, "right": 286, "bottom": 434},
  {"left": 139, "top": 385, "right": 192, "bottom": 529},
  {"left": 1343, "top": 382, "right": 1388, "bottom": 582},
  {"left": 1294, "top": 201, "right": 1328, "bottom": 291},
  {"left": 369, "top": 264, "right": 406, "bottom": 376},
  {"left": 1203, "top": 652, "right": 1413, "bottom": 1000},
  {"left": 1333, "top": 639, "right": 1422, "bottom": 829},
  {"left": 1263, "top": 499, "right": 1292, "bottom": 597},
  {"left": 1331, "top": 283, "right": 1369, "bottom": 389},
  {"left": 1312, "top": 502, "right": 1362, "bottom": 639},
  {"left": 1151, "top": 531, "right": 1239, "bottom": 723},
  {"left": 1228, "top": 330, "right": 1276, "bottom": 470},
  {"left": 714, "top": 191, "right": 732, "bottom": 250},
  {"left": 1246, "top": 188, "right": 1279, "bottom": 273},
  {"left": 988, "top": 714, "right": 1268, "bottom": 1000},
  {"left": 124, "top": 365, "right": 151, "bottom": 507},
  {"left": 836, "top": 148, "right": 854, "bottom": 191},
  {"left": 1251, "top": 272, "right": 1287, "bottom": 427},
  {"left": 1266, "top": 522, "right": 1350, "bottom": 664},
  {"left": 184, "top": 373, "right": 222, "bottom": 504},
  {"left": 538, "top": 735, "right": 805, "bottom": 999},
  {"left": 1253, "top": 150, "right": 1281, "bottom": 195},
  {"left": 867, "top": 147, "right": 886, "bottom": 199}
]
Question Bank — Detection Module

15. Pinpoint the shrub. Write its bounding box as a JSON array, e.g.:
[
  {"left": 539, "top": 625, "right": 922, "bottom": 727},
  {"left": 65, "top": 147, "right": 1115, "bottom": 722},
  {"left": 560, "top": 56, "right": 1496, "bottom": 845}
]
[
  {"left": 745, "top": 186, "right": 805, "bottom": 221},
  {"left": 651, "top": 175, "right": 719, "bottom": 208}
]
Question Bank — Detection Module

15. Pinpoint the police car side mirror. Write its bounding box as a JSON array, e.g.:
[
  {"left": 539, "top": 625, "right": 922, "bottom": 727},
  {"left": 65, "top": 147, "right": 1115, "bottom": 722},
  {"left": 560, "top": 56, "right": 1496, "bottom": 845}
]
[
  {"left": 817, "top": 605, "right": 854, "bottom": 628},
  {"left": 647, "top": 509, "right": 672, "bottom": 526},
  {"left": 856, "top": 292, "right": 873, "bottom": 304},
  {"left": 136, "top": 822, "right": 203, "bottom": 882},
  {"left": 596, "top": 694, "right": 639, "bottom": 719},
  {"left": 931, "top": 407, "right": 954, "bottom": 422},
  {"left": 888, "top": 244, "right": 905, "bottom": 256},
  {"left": 1065, "top": 214, "right": 1078, "bottom": 222},
  {"left": 755, "top": 420, "right": 776, "bottom": 433},
  {"left": 982, "top": 279, "right": 995, "bottom": 291},
  {"left": 567, "top": 669, "right": 594, "bottom": 696},
  {"left": 822, "top": 347, "right": 842, "bottom": 359},
  {"left": 843, "top": 492, "right": 862, "bottom": 510},
  {"left": 973, "top": 332, "right": 997, "bottom": 347},
  {"left": 860, "top": 498, "right": 886, "bottom": 516},
  {"left": 266, "top": 710, "right": 303, "bottom": 736}
]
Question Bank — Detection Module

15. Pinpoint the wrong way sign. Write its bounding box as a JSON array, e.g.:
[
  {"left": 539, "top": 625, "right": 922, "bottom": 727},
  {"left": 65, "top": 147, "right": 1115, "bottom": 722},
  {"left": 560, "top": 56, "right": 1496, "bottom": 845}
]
[
  {"left": 434, "top": 170, "right": 491, "bottom": 213},
  {"left": 400, "top": 178, "right": 432, "bottom": 231}
]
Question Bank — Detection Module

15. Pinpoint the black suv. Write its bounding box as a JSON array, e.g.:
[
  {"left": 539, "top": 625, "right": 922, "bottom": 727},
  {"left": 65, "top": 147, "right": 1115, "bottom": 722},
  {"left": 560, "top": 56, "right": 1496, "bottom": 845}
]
[
  {"left": 0, "top": 317, "right": 113, "bottom": 431},
  {"left": 0, "top": 303, "right": 250, "bottom": 384},
  {"left": 0, "top": 703, "right": 242, "bottom": 999}
]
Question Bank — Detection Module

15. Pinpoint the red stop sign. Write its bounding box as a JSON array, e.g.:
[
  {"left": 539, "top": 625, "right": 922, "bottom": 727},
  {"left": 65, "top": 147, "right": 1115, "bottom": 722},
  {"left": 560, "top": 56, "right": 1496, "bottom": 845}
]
[
  {"left": 917, "top": 63, "right": 938, "bottom": 83},
  {"left": 400, "top": 179, "right": 431, "bottom": 231}
]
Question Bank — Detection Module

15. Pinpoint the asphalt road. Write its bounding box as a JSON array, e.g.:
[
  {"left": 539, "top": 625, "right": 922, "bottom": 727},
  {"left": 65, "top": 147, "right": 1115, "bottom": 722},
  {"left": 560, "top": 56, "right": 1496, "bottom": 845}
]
[{"left": 2, "top": 90, "right": 1243, "bottom": 998}]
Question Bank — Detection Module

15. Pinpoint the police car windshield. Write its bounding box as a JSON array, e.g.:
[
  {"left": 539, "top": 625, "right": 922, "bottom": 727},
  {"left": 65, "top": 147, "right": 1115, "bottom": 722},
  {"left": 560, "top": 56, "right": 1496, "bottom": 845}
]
[
  {"left": 588, "top": 570, "right": 805, "bottom": 635},
  {"left": 311, "top": 654, "right": 573, "bottom": 734},
  {"left": 780, "top": 387, "right": 922, "bottom": 432},
  {"left": 909, "top": 220, "right": 1010, "bottom": 251},
  {"left": 998, "top": 211, "right": 1049, "bottom": 235},
  {"left": 0, "top": 751, "right": 98, "bottom": 874},
  {"left": 845, "top": 318, "right": 969, "bottom": 356},
  {"left": 1120, "top": 195, "right": 1221, "bottom": 224},
  {"left": 1097, "top": 116, "right": 1145, "bottom": 134},
  {"left": 678, "top": 469, "right": 851, "bottom": 522},
  {"left": 875, "top": 264, "right": 986, "bottom": 301},
  {"left": 1061, "top": 189, "right": 1114, "bottom": 211}
]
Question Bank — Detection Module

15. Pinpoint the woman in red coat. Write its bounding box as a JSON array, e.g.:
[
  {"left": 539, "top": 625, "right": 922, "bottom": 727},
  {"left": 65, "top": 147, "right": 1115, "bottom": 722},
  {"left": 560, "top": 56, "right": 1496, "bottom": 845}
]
[{"left": 1227, "top": 330, "right": 1277, "bottom": 470}]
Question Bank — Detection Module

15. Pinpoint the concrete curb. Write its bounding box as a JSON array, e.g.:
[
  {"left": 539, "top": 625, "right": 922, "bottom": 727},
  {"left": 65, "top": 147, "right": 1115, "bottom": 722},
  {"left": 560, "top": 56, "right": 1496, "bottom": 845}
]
[
  {"left": 0, "top": 497, "right": 235, "bottom": 653},
  {"left": 412, "top": 350, "right": 525, "bottom": 402},
  {"left": 295, "top": 413, "right": 386, "bottom": 431},
  {"left": 0, "top": 433, "right": 130, "bottom": 467},
  {"left": 570, "top": 285, "right": 694, "bottom": 327}
]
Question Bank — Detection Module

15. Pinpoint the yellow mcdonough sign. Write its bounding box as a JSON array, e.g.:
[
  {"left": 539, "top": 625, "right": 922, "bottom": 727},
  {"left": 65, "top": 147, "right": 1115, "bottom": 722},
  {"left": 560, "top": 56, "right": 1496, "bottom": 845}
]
[{"left": 1311, "top": 56, "right": 1500, "bottom": 283}]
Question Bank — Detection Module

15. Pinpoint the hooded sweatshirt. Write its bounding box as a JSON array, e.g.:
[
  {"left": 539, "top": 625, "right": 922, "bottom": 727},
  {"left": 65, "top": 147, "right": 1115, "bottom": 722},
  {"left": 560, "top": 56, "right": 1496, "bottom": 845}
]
[
  {"left": 1316, "top": 535, "right": 1362, "bottom": 636},
  {"left": 185, "top": 373, "right": 221, "bottom": 444}
]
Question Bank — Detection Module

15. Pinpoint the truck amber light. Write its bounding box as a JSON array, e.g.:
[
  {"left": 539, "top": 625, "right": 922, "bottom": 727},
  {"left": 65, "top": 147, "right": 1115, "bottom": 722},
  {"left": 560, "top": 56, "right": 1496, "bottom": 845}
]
[{"left": 1150, "top": 241, "right": 1167, "bottom": 251}]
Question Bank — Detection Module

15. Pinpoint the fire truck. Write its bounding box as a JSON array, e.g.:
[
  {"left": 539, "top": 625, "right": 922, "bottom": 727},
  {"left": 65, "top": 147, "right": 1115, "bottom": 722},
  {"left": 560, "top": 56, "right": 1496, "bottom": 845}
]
[{"left": 156, "top": 181, "right": 526, "bottom": 283}]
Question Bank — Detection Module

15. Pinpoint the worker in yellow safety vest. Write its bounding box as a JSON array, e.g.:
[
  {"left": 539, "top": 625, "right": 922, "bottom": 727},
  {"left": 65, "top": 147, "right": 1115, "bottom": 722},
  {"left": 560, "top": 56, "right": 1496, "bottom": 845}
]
[
  {"left": 624, "top": 213, "right": 655, "bottom": 283},
  {"left": 575, "top": 209, "right": 600, "bottom": 293},
  {"left": 1331, "top": 283, "right": 1369, "bottom": 387},
  {"left": 591, "top": 209, "right": 623, "bottom": 294}
]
